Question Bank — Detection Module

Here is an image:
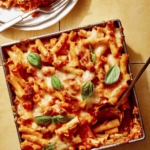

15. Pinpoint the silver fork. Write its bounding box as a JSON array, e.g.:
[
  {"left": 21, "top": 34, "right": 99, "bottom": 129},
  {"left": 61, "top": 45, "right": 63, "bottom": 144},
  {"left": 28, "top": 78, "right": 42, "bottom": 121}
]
[{"left": 0, "top": 0, "right": 69, "bottom": 32}]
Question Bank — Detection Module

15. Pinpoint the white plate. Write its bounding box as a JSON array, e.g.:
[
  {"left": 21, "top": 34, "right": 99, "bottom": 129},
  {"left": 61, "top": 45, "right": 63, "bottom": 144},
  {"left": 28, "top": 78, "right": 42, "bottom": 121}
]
[{"left": 0, "top": 0, "right": 78, "bottom": 31}]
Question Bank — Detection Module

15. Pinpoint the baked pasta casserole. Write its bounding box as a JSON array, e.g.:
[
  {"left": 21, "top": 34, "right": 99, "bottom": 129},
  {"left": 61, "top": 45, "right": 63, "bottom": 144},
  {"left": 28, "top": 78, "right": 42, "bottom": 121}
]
[
  {"left": 3, "top": 20, "right": 143, "bottom": 150},
  {"left": 0, "top": 0, "right": 53, "bottom": 12}
]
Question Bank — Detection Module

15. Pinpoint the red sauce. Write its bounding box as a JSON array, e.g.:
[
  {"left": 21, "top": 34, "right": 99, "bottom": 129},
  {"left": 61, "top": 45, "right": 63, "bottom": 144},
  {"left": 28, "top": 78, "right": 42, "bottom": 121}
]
[{"left": 119, "top": 109, "right": 132, "bottom": 133}]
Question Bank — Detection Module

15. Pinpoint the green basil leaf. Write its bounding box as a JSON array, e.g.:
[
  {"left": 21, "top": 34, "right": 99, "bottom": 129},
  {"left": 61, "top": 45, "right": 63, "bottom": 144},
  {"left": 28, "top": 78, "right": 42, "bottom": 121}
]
[
  {"left": 81, "top": 82, "right": 94, "bottom": 100},
  {"left": 51, "top": 75, "right": 62, "bottom": 90},
  {"left": 89, "top": 43, "right": 96, "bottom": 63},
  {"left": 27, "top": 52, "right": 42, "bottom": 69},
  {"left": 92, "top": 53, "right": 96, "bottom": 63},
  {"left": 34, "top": 116, "right": 52, "bottom": 126},
  {"left": 104, "top": 65, "right": 120, "bottom": 85},
  {"left": 52, "top": 115, "right": 73, "bottom": 125},
  {"left": 52, "top": 116, "right": 58, "bottom": 125},
  {"left": 42, "top": 142, "right": 55, "bottom": 150}
]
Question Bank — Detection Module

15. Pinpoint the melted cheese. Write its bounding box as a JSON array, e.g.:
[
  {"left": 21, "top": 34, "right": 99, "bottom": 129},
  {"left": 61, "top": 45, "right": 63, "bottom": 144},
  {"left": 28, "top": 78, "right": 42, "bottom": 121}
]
[
  {"left": 107, "top": 54, "right": 119, "bottom": 67},
  {"left": 50, "top": 135, "right": 71, "bottom": 150},
  {"left": 88, "top": 28, "right": 97, "bottom": 40},
  {"left": 31, "top": 122, "right": 39, "bottom": 130},
  {"left": 38, "top": 93, "right": 54, "bottom": 113},
  {"left": 17, "top": 104, "right": 33, "bottom": 119},
  {"left": 36, "top": 69, "right": 43, "bottom": 78},
  {"left": 82, "top": 70, "right": 95, "bottom": 83},
  {"left": 33, "top": 107, "right": 42, "bottom": 117},
  {"left": 94, "top": 45, "right": 107, "bottom": 57},
  {"left": 55, "top": 70, "right": 76, "bottom": 82},
  {"left": 44, "top": 75, "right": 52, "bottom": 88},
  {"left": 52, "top": 104, "right": 60, "bottom": 113}
]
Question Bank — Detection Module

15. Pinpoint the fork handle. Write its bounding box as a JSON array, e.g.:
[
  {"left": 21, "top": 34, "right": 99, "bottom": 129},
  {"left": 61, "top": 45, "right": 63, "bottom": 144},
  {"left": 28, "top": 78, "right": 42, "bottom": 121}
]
[
  {"left": 0, "top": 16, "right": 23, "bottom": 32},
  {"left": 0, "top": 10, "right": 37, "bottom": 32}
]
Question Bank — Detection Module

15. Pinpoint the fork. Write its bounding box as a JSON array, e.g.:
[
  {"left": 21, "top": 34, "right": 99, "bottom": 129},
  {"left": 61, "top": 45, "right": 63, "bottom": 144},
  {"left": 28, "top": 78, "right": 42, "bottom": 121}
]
[{"left": 0, "top": 0, "right": 69, "bottom": 32}]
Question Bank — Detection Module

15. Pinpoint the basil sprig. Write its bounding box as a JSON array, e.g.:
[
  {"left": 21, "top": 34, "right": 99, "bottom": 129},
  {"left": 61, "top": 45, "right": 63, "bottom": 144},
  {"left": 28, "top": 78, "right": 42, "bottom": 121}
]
[
  {"left": 51, "top": 75, "right": 62, "bottom": 90},
  {"left": 89, "top": 43, "right": 96, "bottom": 63},
  {"left": 92, "top": 53, "right": 96, "bottom": 63},
  {"left": 81, "top": 81, "right": 94, "bottom": 100},
  {"left": 104, "top": 65, "right": 120, "bottom": 85},
  {"left": 27, "top": 52, "right": 42, "bottom": 69},
  {"left": 43, "top": 142, "right": 55, "bottom": 150},
  {"left": 34, "top": 116, "right": 52, "bottom": 126},
  {"left": 52, "top": 115, "right": 73, "bottom": 125},
  {"left": 35, "top": 115, "right": 73, "bottom": 126}
]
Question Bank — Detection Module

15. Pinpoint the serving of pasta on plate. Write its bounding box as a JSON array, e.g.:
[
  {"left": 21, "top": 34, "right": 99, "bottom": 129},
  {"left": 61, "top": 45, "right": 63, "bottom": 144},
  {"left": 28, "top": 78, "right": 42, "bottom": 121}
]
[
  {"left": 0, "top": 0, "right": 54, "bottom": 12},
  {"left": 1, "top": 20, "right": 144, "bottom": 150}
]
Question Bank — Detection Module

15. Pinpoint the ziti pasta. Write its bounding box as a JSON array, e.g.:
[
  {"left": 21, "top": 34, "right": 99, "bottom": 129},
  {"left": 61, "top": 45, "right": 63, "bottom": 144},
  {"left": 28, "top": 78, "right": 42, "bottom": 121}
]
[{"left": 1, "top": 20, "right": 144, "bottom": 150}]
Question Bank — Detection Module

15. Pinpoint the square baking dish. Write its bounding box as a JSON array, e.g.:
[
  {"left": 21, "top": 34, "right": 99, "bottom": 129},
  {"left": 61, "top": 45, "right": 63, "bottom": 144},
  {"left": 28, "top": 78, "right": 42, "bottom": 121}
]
[{"left": 0, "top": 19, "right": 145, "bottom": 150}]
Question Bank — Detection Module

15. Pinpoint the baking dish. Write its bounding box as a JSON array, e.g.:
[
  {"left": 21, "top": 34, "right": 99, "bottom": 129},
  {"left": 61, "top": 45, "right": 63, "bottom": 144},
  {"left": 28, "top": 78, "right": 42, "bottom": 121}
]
[{"left": 0, "top": 19, "right": 145, "bottom": 150}]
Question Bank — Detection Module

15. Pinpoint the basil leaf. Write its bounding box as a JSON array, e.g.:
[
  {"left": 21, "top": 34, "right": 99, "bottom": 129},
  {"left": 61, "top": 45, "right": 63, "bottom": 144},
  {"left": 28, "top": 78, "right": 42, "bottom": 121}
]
[
  {"left": 51, "top": 75, "right": 62, "bottom": 90},
  {"left": 42, "top": 142, "right": 55, "bottom": 150},
  {"left": 34, "top": 116, "right": 52, "bottom": 126},
  {"left": 27, "top": 52, "right": 42, "bottom": 69},
  {"left": 52, "top": 116, "right": 58, "bottom": 125},
  {"left": 89, "top": 43, "right": 96, "bottom": 63},
  {"left": 92, "top": 53, "right": 96, "bottom": 63},
  {"left": 104, "top": 65, "right": 120, "bottom": 85},
  {"left": 81, "top": 82, "right": 94, "bottom": 100},
  {"left": 52, "top": 115, "right": 73, "bottom": 125}
]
